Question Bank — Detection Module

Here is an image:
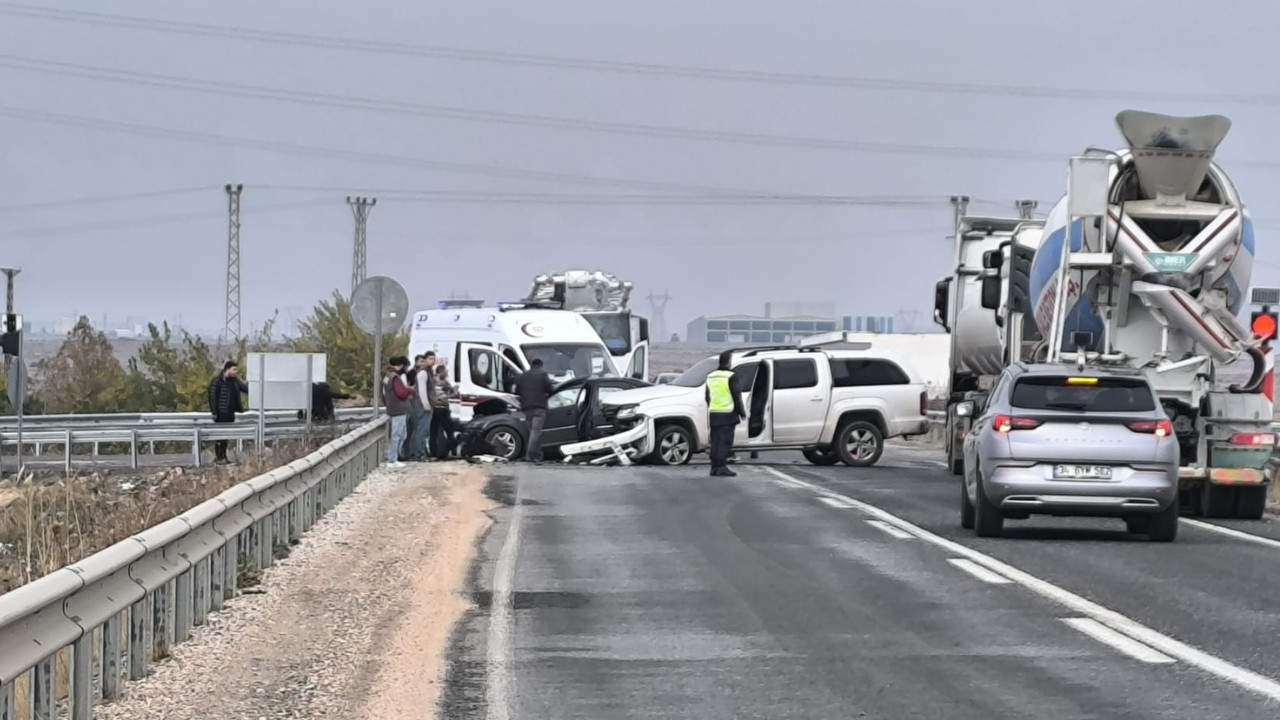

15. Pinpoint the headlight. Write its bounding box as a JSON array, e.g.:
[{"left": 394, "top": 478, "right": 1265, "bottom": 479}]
[{"left": 616, "top": 404, "right": 638, "bottom": 419}]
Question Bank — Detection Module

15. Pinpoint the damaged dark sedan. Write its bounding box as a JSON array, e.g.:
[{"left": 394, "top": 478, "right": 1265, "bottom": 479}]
[{"left": 459, "top": 376, "right": 651, "bottom": 460}]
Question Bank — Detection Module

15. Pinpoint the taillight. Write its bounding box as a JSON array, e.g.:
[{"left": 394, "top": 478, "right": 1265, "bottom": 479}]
[
  {"left": 919, "top": 391, "right": 928, "bottom": 416},
  {"left": 1230, "top": 432, "right": 1277, "bottom": 446},
  {"left": 992, "top": 415, "right": 1042, "bottom": 433},
  {"left": 1126, "top": 419, "right": 1174, "bottom": 437}
]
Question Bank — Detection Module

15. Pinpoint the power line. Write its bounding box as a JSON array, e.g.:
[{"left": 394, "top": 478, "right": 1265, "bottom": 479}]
[
  {"left": 0, "top": 53, "right": 1067, "bottom": 157},
  {"left": 0, "top": 186, "right": 213, "bottom": 213},
  {"left": 0, "top": 3, "right": 1269, "bottom": 105},
  {"left": 0, "top": 199, "right": 331, "bottom": 240}
]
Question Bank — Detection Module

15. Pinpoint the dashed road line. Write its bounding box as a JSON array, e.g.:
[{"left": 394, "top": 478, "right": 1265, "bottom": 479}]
[
  {"left": 760, "top": 466, "right": 1280, "bottom": 702},
  {"left": 1062, "top": 618, "right": 1176, "bottom": 664},
  {"left": 1183, "top": 518, "right": 1280, "bottom": 550},
  {"left": 947, "top": 557, "right": 1011, "bottom": 584},
  {"left": 866, "top": 519, "right": 914, "bottom": 540}
]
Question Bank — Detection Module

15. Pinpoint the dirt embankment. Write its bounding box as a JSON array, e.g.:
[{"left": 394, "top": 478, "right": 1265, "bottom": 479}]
[{"left": 91, "top": 462, "right": 493, "bottom": 720}]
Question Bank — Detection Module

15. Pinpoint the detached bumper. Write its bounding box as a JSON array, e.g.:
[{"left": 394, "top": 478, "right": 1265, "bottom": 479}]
[{"left": 560, "top": 418, "right": 652, "bottom": 459}]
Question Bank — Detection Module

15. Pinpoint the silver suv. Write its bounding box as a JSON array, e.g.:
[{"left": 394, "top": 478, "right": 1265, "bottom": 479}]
[{"left": 958, "top": 363, "right": 1180, "bottom": 542}]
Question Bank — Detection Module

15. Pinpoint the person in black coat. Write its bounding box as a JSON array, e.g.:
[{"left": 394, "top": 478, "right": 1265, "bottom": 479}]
[{"left": 207, "top": 360, "right": 248, "bottom": 464}]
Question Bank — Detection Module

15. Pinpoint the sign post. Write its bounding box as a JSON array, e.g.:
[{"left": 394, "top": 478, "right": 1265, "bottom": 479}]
[{"left": 6, "top": 358, "right": 26, "bottom": 474}]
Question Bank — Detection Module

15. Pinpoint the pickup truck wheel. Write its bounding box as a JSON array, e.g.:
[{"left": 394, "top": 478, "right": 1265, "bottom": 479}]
[
  {"left": 651, "top": 424, "right": 693, "bottom": 466},
  {"left": 959, "top": 477, "right": 975, "bottom": 529},
  {"left": 802, "top": 447, "right": 840, "bottom": 466},
  {"left": 834, "top": 421, "right": 884, "bottom": 467},
  {"left": 483, "top": 427, "right": 524, "bottom": 461},
  {"left": 1146, "top": 501, "right": 1179, "bottom": 542}
]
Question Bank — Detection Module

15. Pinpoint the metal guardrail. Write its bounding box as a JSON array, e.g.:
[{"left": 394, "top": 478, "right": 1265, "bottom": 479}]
[
  {"left": 0, "top": 416, "right": 388, "bottom": 720},
  {"left": 0, "top": 407, "right": 374, "bottom": 429},
  {"left": 0, "top": 417, "right": 374, "bottom": 472}
]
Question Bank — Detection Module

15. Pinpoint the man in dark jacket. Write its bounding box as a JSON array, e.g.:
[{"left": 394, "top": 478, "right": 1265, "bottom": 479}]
[
  {"left": 514, "top": 358, "right": 556, "bottom": 462},
  {"left": 207, "top": 360, "right": 248, "bottom": 464},
  {"left": 704, "top": 350, "right": 746, "bottom": 477}
]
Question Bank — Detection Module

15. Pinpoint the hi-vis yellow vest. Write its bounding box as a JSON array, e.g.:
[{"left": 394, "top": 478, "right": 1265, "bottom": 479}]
[{"left": 707, "top": 369, "right": 735, "bottom": 413}]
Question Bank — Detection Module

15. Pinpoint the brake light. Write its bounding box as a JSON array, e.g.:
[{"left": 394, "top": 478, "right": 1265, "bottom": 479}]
[
  {"left": 992, "top": 415, "right": 1042, "bottom": 432},
  {"left": 1126, "top": 419, "right": 1174, "bottom": 437},
  {"left": 919, "top": 391, "right": 928, "bottom": 416},
  {"left": 1230, "top": 432, "right": 1277, "bottom": 446}
]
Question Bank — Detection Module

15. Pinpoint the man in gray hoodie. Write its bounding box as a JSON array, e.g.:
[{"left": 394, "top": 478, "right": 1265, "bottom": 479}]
[{"left": 383, "top": 356, "right": 413, "bottom": 468}]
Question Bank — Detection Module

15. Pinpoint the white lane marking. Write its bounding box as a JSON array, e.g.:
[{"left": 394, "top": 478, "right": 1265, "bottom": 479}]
[
  {"left": 486, "top": 478, "right": 525, "bottom": 720},
  {"left": 819, "top": 496, "right": 856, "bottom": 509},
  {"left": 947, "top": 557, "right": 1011, "bottom": 584},
  {"left": 1183, "top": 518, "right": 1280, "bottom": 550},
  {"left": 760, "top": 466, "right": 1280, "bottom": 702},
  {"left": 866, "top": 519, "right": 914, "bottom": 540},
  {"left": 774, "top": 475, "right": 810, "bottom": 489},
  {"left": 1063, "top": 618, "right": 1176, "bottom": 664}
]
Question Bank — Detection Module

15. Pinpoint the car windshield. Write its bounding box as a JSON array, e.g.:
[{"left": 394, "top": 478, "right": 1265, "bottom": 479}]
[
  {"left": 671, "top": 357, "right": 720, "bottom": 387},
  {"left": 522, "top": 343, "right": 617, "bottom": 383},
  {"left": 581, "top": 313, "right": 632, "bottom": 355},
  {"left": 1010, "top": 375, "right": 1157, "bottom": 413}
]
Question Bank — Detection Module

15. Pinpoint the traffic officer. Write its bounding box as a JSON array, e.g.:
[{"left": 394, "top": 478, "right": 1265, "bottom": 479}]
[{"left": 705, "top": 350, "right": 746, "bottom": 477}]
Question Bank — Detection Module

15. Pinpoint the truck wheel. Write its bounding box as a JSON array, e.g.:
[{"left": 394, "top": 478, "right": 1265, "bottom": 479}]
[
  {"left": 802, "top": 447, "right": 840, "bottom": 466},
  {"left": 973, "top": 469, "right": 1003, "bottom": 538},
  {"left": 834, "top": 421, "right": 884, "bottom": 467},
  {"left": 1234, "top": 485, "right": 1267, "bottom": 520},
  {"left": 959, "top": 477, "right": 975, "bottom": 530},
  {"left": 1146, "top": 502, "right": 1179, "bottom": 542},
  {"left": 650, "top": 424, "right": 693, "bottom": 466},
  {"left": 1202, "top": 483, "right": 1234, "bottom": 519}
]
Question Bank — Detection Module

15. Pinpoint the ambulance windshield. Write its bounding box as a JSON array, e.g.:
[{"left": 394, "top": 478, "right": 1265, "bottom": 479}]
[{"left": 522, "top": 343, "right": 617, "bottom": 382}]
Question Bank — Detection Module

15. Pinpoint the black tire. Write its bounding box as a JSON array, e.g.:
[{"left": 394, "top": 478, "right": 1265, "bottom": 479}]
[
  {"left": 959, "top": 477, "right": 975, "bottom": 530},
  {"left": 949, "top": 456, "right": 964, "bottom": 476},
  {"left": 651, "top": 424, "right": 693, "bottom": 466},
  {"left": 1234, "top": 485, "right": 1268, "bottom": 520},
  {"left": 482, "top": 426, "right": 524, "bottom": 461},
  {"left": 1125, "top": 516, "right": 1151, "bottom": 534},
  {"left": 1202, "top": 483, "right": 1234, "bottom": 519},
  {"left": 834, "top": 420, "right": 885, "bottom": 468},
  {"left": 973, "top": 469, "right": 1003, "bottom": 538},
  {"left": 1147, "top": 502, "right": 1179, "bottom": 542},
  {"left": 803, "top": 447, "right": 840, "bottom": 466}
]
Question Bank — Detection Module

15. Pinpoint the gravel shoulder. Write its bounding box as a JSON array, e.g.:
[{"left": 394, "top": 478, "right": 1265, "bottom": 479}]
[{"left": 94, "top": 460, "right": 493, "bottom": 720}]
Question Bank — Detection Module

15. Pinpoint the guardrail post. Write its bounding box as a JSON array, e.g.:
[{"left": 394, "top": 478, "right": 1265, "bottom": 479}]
[
  {"left": 191, "top": 428, "right": 201, "bottom": 468},
  {"left": 174, "top": 569, "right": 193, "bottom": 644},
  {"left": 223, "top": 533, "right": 238, "bottom": 600},
  {"left": 102, "top": 613, "right": 121, "bottom": 700},
  {"left": 128, "top": 597, "right": 148, "bottom": 680},
  {"left": 193, "top": 556, "right": 210, "bottom": 627},
  {"left": 151, "top": 582, "right": 170, "bottom": 662},
  {"left": 63, "top": 430, "right": 72, "bottom": 476},
  {"left": 71, "top": 635, "right": 90, "bottom": 720},
  {"left": 130, "top": 430, "right": 139, "bottom": 470},
  {"left": 32, "top": 656, "right": 53, "bottom": 720}
]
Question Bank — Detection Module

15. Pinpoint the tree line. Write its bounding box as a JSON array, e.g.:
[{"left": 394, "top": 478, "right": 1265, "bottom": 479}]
[{"left": 0, "top": 290, "right": 409, "bottom": 415}]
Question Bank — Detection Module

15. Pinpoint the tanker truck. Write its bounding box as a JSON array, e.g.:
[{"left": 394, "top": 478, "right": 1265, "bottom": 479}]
[
  {"left": 525, "top": 270, "right": 651, "bottom": 381},
  {"left": 934, "top": 110, "right": 1278, "bottom": 520}
]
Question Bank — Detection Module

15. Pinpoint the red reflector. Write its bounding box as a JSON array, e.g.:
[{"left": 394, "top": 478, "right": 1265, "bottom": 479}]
[
  {"left": 1230, "top": 432, "right": 1277, "bottom": 446},
  {"left": 992, "top": 415, "right": 1042, "bottom": 432},
  {"left": 1252, "top": 313, "right": 1277, "bottom": 340},
  {"left": 1126, "top": 419, "right": 1174, "bottom": 437}
]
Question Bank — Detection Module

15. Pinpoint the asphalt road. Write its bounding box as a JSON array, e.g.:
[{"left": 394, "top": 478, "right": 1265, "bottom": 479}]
[{"left": 445, "top": 446, "right": 1280, "bottom": 719}]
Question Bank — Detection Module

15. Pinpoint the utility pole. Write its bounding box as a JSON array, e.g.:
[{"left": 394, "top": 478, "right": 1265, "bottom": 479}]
[
  {"left": 647, "top": 290, "right": 671, "bottom": 342},
  {"left": 347, "top": 196, "right": 377, "bottom": 297},
  {"left": 1016, "top": 199, "right": 1038, "bottom": 220},
  {"left": 0, "top": 268, "right": 17, "bottom": 371},
  {"left": 224, "top": 184, "right": 243, "bottom": 343}
]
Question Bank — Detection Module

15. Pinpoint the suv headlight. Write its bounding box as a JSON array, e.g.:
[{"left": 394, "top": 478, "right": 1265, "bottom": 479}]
[{"left": 616, "top": 404, "right": 639, "bottom": 419}]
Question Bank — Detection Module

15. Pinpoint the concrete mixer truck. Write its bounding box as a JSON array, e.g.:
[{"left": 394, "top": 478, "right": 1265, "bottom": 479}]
[
  {"left": 526, "top": 270, "right": 651, "bottom": 381},
  {"left": 934, "top": 110, "right": 1278, "bottom": 520}
]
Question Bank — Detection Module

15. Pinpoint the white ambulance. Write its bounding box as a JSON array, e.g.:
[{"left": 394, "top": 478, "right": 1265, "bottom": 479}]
[{"left": 407, "top": 301, "right": 619, "bottom": 422}]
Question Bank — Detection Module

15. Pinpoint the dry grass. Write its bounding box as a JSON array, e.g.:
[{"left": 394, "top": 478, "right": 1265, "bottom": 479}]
[{"left": 0, "top": 438, "right": 326, "bottom": 595}]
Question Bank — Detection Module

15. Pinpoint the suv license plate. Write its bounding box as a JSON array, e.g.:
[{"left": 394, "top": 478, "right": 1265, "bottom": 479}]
[{"left": 1054, "top": 464, "right": 1113, "bottom": 480}]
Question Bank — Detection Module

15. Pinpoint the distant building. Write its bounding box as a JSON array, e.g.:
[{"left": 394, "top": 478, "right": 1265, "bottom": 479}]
[
  {"left": 842, "top": 315, "right": 895, "bottom": 333},
  {"left": 686, "top": 314, "right": 839, "bottom": 344}
]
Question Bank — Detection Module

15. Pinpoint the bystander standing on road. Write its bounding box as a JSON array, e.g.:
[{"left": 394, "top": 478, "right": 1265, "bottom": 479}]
[
  {"left": 408, "top": 353, "right": 437, "bottom": 460},
  {"left": 207, "top": 360, "right": 248, "bottom": 465},
  {"left": 430, "top": 364, "right": 458, "bottom": 459},
  {"left": 383, "top": 356, "right": 413, "bottom": 468},
  {"left": 514, "top": 357, "right": 555, "bottom": 462}
]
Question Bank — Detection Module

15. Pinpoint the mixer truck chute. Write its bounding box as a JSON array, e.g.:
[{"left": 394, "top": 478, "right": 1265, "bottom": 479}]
[{"left": 936, "top": 110, "right": 1278, "bottom": 520}]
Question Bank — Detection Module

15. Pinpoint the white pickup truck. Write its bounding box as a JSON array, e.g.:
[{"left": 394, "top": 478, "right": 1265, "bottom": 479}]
[{"left": 594, "top": 339, "right": 931, "bottom": 467}]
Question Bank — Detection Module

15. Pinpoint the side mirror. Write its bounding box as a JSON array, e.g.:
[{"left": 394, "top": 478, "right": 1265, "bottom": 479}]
[
  {"left": 980, "top": 276, "right": 1001, "bottom": 310},
  {"left": 955, "top": 401, "right": 975, "bottom": 418},
  {"left": 982, "top": 249, "right": 1004, "bottom": 270}
]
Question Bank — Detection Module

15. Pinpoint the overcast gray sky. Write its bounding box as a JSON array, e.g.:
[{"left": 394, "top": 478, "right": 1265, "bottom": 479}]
[{"left": 2, "top": 0, "right": 1278, "bottom": 337}]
